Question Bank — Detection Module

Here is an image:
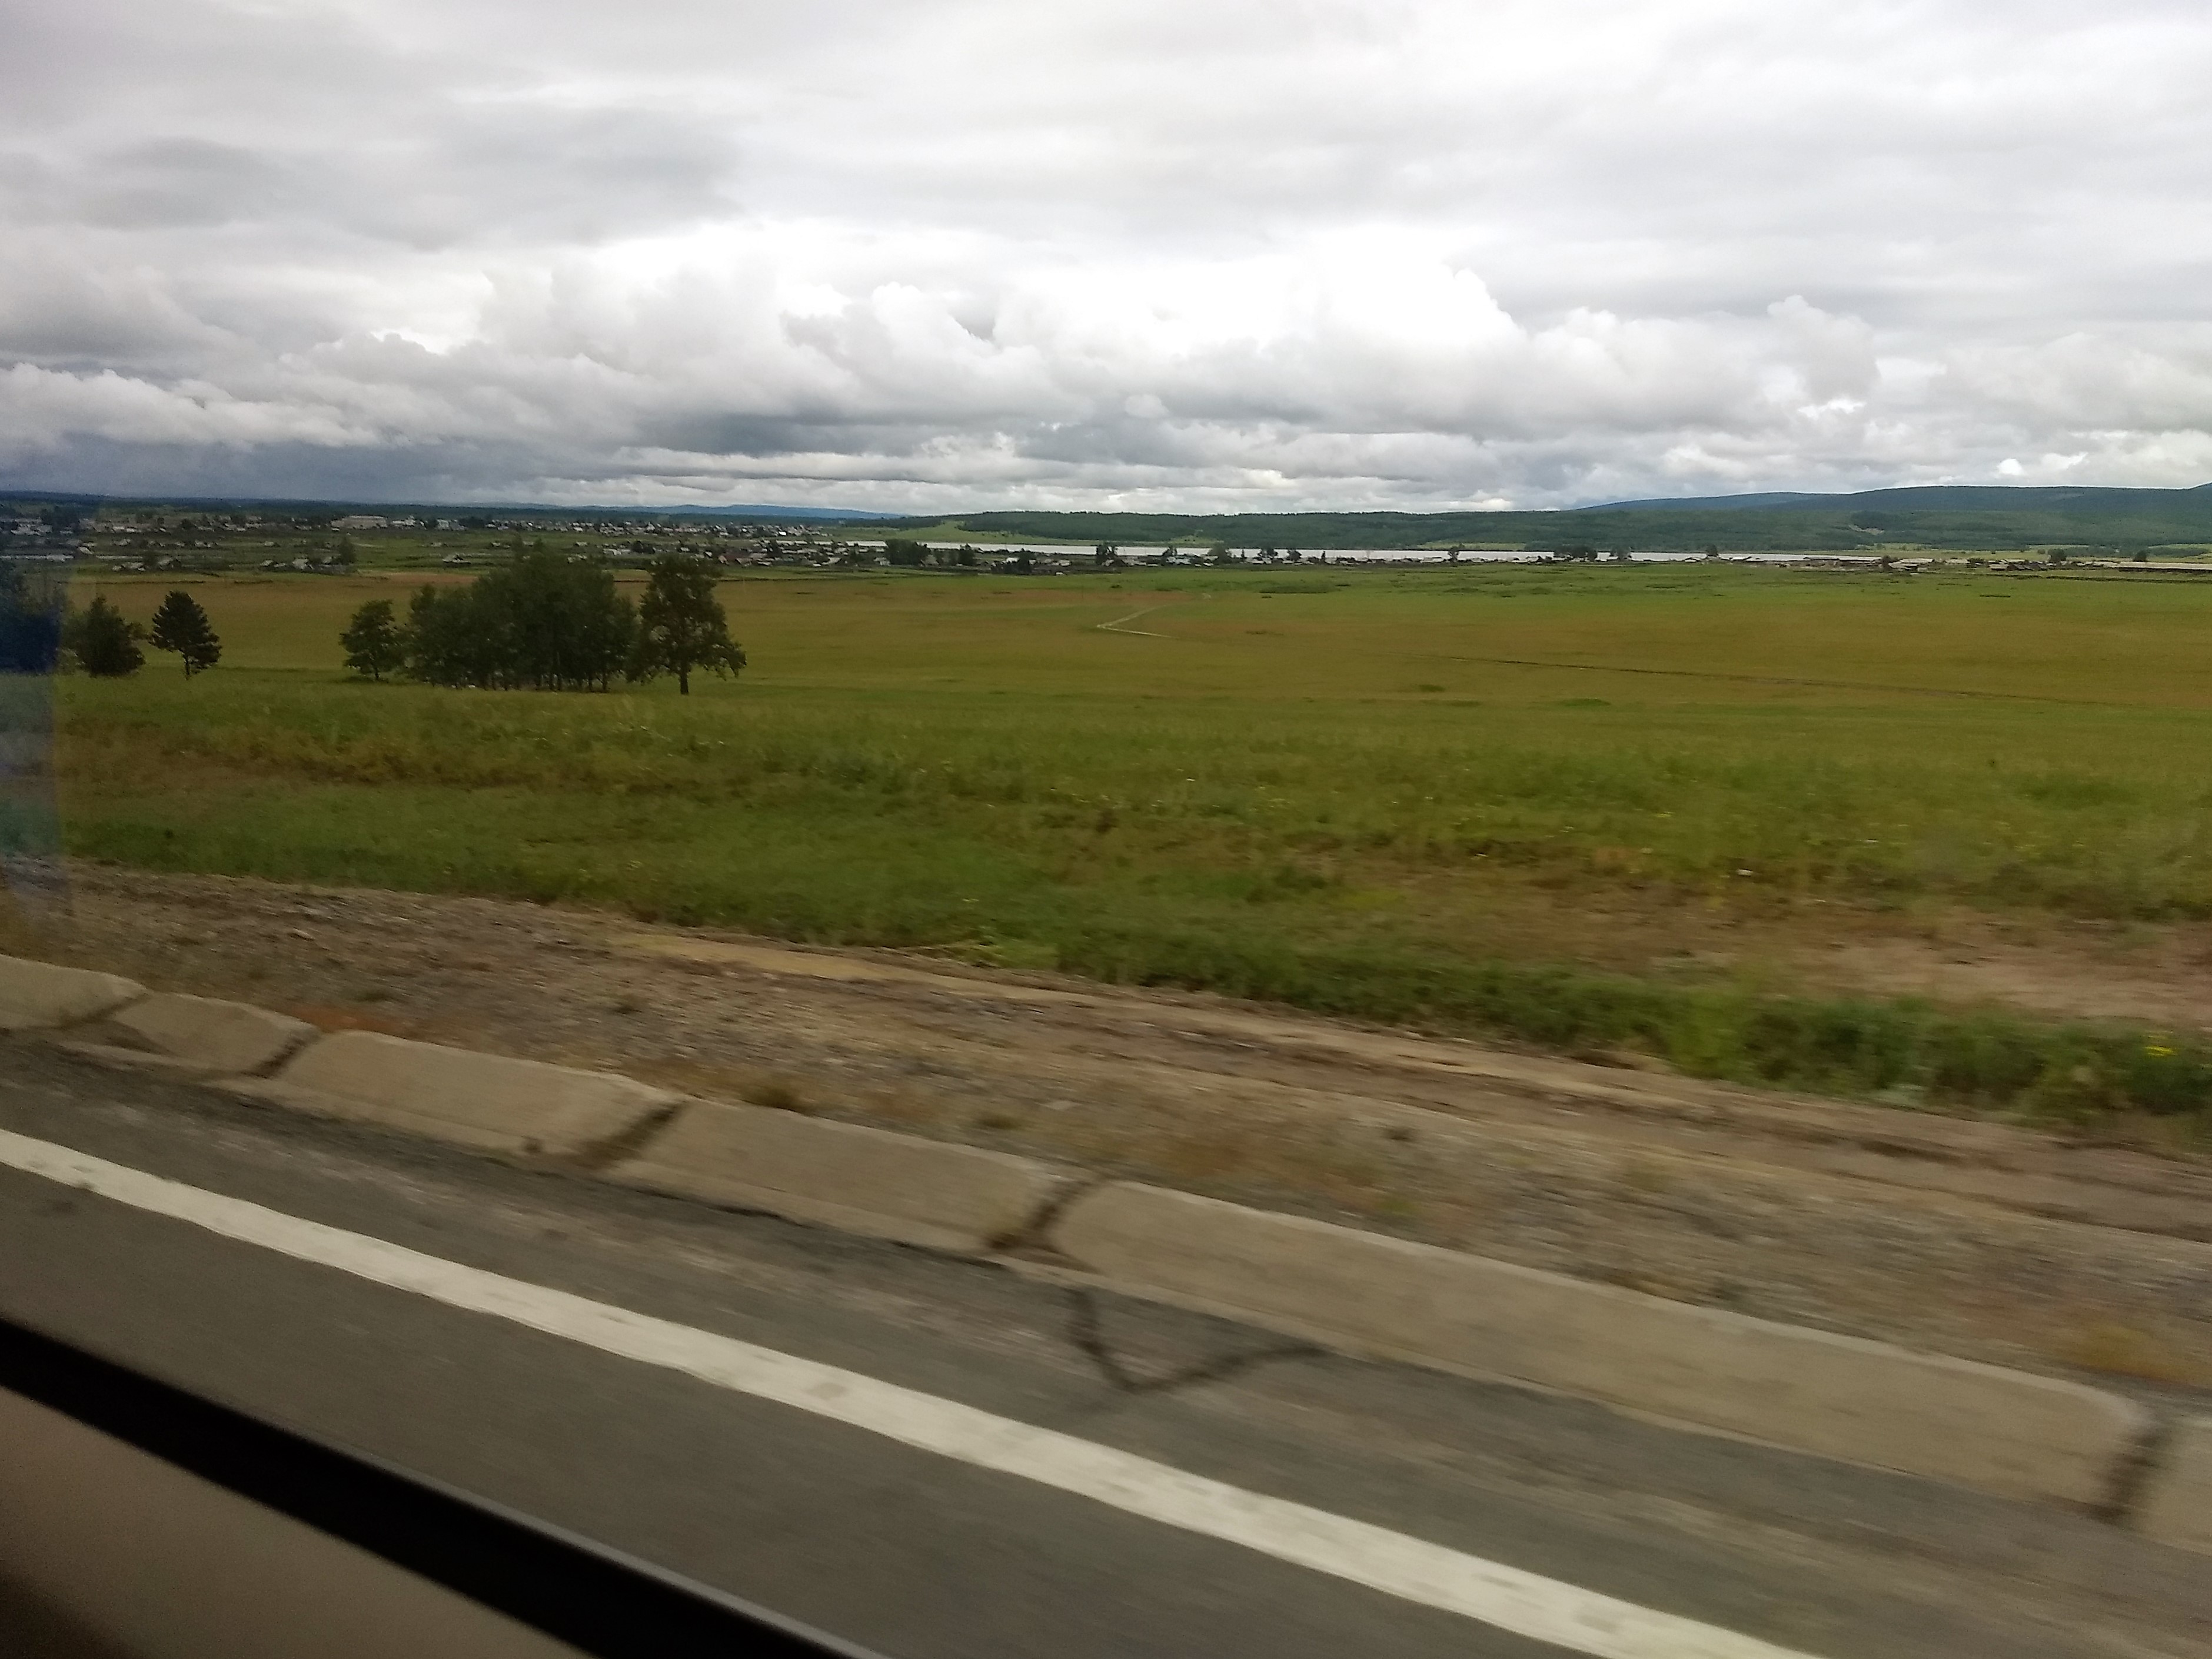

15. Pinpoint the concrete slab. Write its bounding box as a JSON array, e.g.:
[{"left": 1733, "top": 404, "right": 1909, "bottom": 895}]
[
  {"left": 229, "top": 1030, "right": 677, "bottom": 1161},
  {"left": 613, "top": 1100, "right": 1072, "bottom": 1254},
  {"left": 1050, "top": 1182, "right": 2149, "bottom": 1508},
  {"left": 0, "top": 955, "right": 142, "bottom": 1032},
  {"left": 101, "top": 993, "right": 315, "bottom": 1076}
]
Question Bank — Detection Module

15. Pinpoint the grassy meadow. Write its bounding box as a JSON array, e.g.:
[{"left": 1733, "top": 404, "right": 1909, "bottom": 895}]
[{"left": 49, "top": 561, "right": 2212, "bottom": 1125}]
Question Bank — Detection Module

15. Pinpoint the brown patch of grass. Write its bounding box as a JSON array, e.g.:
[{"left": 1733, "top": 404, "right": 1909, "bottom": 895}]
[
  {"left": 623, "top": 1058, "right": 829, "bottom": 1117},
  {"left": 1127, "top": 1123, "right": 1399, "bottom": 1216},
  {"left": 2052, "top": 1321, "right": 2212, "bottom": 1385},
  {"left": 278, "top": 1001, "right": 415, "bottom": 1036},
  {"left": 1616, "top": 1155, "right": 1677, "bottom": 1195},
  {"left": 739, "top": 1076, "right": 810, "bottom": 1113},
  {"left": 1599, "top": 1266, "right": 1704, "bottom": 1303},
  {"left": 2057, "top": 1111, "right": 2212, "bottom": 1158}
]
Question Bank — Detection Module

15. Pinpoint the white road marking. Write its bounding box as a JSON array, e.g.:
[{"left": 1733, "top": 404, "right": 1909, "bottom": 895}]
[{"left": 0, "top": 1126, "right": 1820, "bottom": 1659}]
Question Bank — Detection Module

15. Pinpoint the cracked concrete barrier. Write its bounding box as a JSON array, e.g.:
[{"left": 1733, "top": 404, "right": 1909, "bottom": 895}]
[
  {"left": 2136, "top": 1419, "right": 2212, "bottom": 1554},
  {"left": 614, "top": 1101, "right": 1072, "bottom": 1255},
  {"left": 62, "top": 993, "right": 315, "bottom": 1079},
  {"left": 228, "top": 1030, "right": 677, "bottom": 1160},
  {"left": 0, "top": 955, "right": 143, "bottom": 1032},
  {"left": 1050, "top": 1182, "right": 2148, "bottom": 1507}
]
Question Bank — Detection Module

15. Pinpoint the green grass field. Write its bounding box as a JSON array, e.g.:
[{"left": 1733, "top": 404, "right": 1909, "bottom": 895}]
[{"left": 49, "top": 561, "right": 2212, "bottom": 1127}]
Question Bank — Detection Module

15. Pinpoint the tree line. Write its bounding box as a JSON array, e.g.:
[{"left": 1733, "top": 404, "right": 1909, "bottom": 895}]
[{"left": 343, "top": 551, "right": 744, "bottom": 695}]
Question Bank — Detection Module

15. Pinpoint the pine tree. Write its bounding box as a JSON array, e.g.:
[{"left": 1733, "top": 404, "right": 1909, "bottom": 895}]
[
  {"left": 339, "top": 598, "right": 403, "bottom": 681},
  {"left": 65, "top": 596, "right": 145, "bottom": 677},
  {"left": 631, "top": 556, "right": 746, "bottom": 696},
  {"left": 148, "top": 589, "right": 221, "bottom": 678}
]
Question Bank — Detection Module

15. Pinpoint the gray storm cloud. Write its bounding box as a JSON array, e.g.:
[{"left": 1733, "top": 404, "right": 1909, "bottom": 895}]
[{"left": 4, "top": 0, "right": 2211, "bottom": 508}]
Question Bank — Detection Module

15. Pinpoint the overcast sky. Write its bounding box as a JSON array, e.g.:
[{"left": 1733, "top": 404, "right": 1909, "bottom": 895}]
[{"left": 5, "top": 0, "right": 2211, "bottom": 511}]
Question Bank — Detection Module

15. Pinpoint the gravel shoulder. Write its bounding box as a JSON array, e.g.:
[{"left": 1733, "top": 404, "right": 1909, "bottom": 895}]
[{"left": 15, "top": 862, "right": 2212, "bottom": 1401}]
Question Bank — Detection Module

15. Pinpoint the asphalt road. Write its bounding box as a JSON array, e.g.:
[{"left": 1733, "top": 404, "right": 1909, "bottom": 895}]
[{"left": 0, "top": 1040, "right": 2204, "bottom": 1659}]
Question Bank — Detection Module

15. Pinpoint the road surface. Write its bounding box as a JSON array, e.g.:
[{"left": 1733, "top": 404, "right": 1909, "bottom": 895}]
[{"left": 0, "top": 1041, "right": 2203, "bottom": 1659}]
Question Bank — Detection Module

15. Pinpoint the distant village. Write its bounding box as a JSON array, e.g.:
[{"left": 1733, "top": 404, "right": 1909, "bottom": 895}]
[{"left": 7, "top": 503, "right": 2209, "bottom": 578}]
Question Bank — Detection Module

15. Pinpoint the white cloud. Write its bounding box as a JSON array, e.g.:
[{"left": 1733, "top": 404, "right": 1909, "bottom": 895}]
[{"left": 3, "top": 0, "right": 2211, "bottom": 507}]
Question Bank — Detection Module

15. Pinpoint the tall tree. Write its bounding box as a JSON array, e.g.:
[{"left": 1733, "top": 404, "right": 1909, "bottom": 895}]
[
  {"left": 65, "top": 596, "right": 144, "bottom": 677},
  {"left": 339, "top": 598, "right": 404, "bottom": 681},
  {"left": 148, "top": 590, "right": 221, "bottom": 677},
  {"left": 631, "top": 556, "right": 746, "bottom": 696}
]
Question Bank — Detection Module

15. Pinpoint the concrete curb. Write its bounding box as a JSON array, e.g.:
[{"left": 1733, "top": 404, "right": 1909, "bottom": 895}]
[
  {"left": 227, "top": 1030, "right": 677, "bottom": 1161},
  {"left": 0, "top": 946, "right": 2194, "bottom": 1532},
  {"left": 2134, "top": 1418, "right": 2212, "bottom": 1555},
  {"left": 0, "top": 954, "right": 144, "bottom": 1032},
  {"left": 613, "top": 1100, "right": 1074, "bottom": 1255},
  {"left": 65, "top": 993, "right": 315, "bottom": 1079},
  {"left": 1046, "top": 1182, "right": 2149, "bottom": 1509}
]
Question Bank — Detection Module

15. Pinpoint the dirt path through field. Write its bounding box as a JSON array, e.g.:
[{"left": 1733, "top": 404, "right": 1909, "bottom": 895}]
[
  {"left": 1094, "top": 602, "right": 1176, "bottom": 636},
  {"left": 18, "top": 863, "right": 2212, "bottom": 1402}
]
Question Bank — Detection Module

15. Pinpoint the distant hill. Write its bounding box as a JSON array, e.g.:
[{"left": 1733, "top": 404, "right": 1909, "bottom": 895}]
[
  {"left": 641, "top": 504, "right": 900, "bottom": 521},
  {"left": 882, "top": 483, "right": 2212, "bottom": 552},
  {"left": 1594, "top": 491, "right": 1830, "bottom": 510}
]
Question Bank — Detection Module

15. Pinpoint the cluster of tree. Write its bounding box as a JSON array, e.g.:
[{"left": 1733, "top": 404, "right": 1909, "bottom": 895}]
[
  {"left": 342, "top": 551, "right": 744, "bottom": 696},
  {"left": 16, "top": 587, "right": 222, "bottom": 679},
  {"left": 883, "top": 539, "right": 983, "bottom": 568}
]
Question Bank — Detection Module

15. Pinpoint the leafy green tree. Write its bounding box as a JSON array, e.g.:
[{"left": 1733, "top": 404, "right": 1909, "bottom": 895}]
[
  {"left": 472, "top": 550, "right": 631, "bottom": 690},
  {"left": 340, "top": 599, "right": 404, "bottom": 681},
  {"left": 884, "top": 538, "right": 930, "bottom": 567},
  {"left": 631, "top": 556, "right": 746, "bottom": 695},
  {"left": 65, "top": 596, "right": 144, "bottom": 677},
  {"left": 148, "top": 590, "right": 221, "bottom": 677},
  {"left": 405, "top": 582, "right": 507, "bottom": 686},
  {"left": 401, "top": 550, "right": 634, "bottom": 690}
]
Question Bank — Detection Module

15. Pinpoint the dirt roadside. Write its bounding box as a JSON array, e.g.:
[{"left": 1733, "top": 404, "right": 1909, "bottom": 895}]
[{"left": 13, "top": 862, "right": 2212, "bottom": 1400}]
